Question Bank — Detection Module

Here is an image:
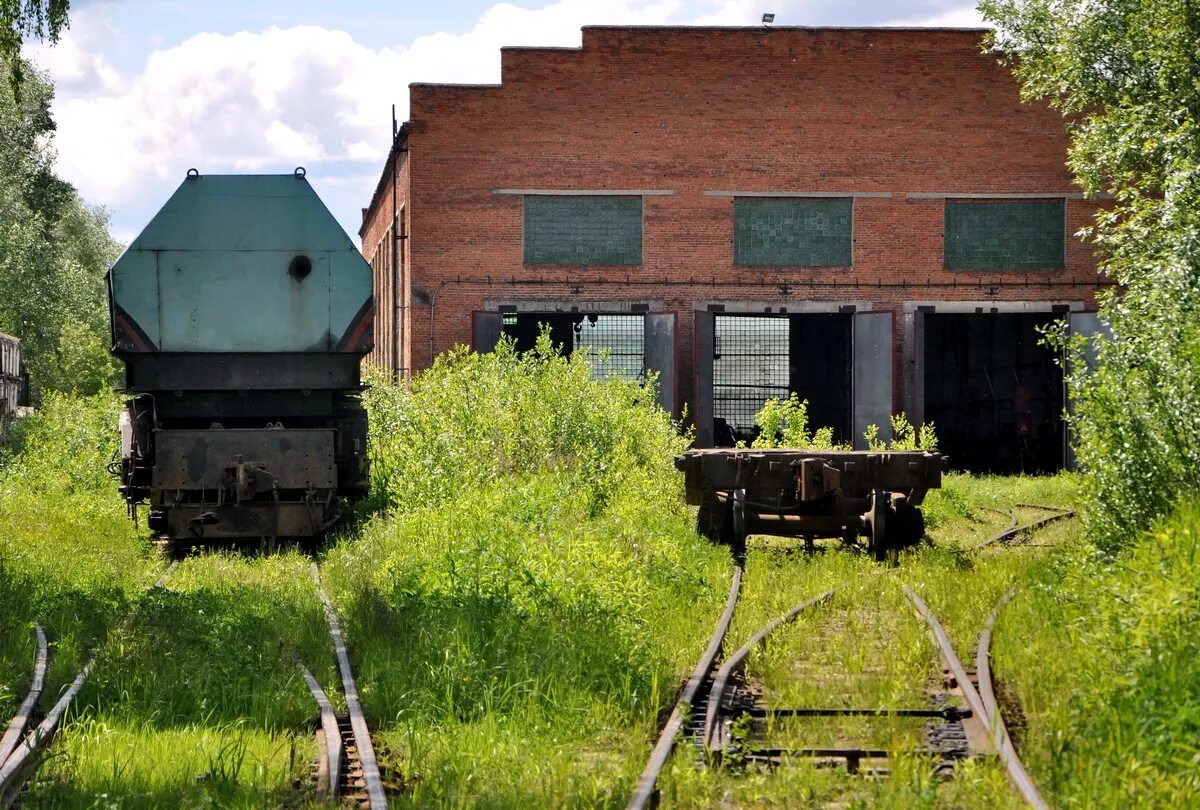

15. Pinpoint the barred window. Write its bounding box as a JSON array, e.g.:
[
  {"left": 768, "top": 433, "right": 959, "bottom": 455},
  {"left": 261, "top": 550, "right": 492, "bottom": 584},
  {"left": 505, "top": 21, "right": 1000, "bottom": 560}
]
[
  {"left": 944, "top": 200, "right": 1065, "bottom": 270},
  {"left": 734, "top": 197, "right": 852, "bottom": 267},
  {"left": 523, "top": 196, "right": 642, "bottom": 265}
]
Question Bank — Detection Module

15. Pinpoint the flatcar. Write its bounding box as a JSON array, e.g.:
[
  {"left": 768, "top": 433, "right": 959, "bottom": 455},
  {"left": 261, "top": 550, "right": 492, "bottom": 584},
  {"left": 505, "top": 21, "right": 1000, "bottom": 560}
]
[
  {"left": 0, "top": 331, "right": 30, "bottom": 436},
  {"left": 107, "top": 169, "right": 373, "bottom": 547}
]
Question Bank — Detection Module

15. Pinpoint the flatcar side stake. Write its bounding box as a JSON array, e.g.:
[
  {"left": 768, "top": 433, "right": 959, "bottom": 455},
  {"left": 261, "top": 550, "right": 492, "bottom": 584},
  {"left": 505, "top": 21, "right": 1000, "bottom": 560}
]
[
  {"left": 311, "top": 564, "right": 387, "bottom": 809},
  {"left": 0, "top": 562, "right": 177, "bottom": 809}
]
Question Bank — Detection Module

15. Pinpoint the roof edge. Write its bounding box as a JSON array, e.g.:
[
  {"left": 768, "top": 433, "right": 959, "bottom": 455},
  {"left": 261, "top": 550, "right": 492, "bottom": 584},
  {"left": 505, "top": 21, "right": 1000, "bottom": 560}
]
[{"left": 360, "top": 121, "right": 411, "bottom": 239}]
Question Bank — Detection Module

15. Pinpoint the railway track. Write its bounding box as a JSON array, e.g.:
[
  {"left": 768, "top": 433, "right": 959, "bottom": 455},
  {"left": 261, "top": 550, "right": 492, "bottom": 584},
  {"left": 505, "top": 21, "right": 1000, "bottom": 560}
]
[
  {"left": 628, "top": 507, "right": 1074, "bottom": 809},
  {"left": 304, "top": 564, "right": 388, "bottom": 809},
  {"left": 0, "top": 563, "right": 178, "bottom": 808}
]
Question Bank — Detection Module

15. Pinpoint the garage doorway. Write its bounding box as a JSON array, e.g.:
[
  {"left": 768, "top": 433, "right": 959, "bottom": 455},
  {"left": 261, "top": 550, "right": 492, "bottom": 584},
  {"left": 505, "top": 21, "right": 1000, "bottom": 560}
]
[{"left": 923, "top": 312, "right": 1064, "bottom": 473}]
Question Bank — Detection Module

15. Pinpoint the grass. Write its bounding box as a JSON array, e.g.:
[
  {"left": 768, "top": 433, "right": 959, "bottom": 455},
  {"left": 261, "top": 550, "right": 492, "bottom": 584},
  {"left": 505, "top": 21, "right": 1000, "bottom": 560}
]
[
  {"left": 993, "top": 503, "right": 1200, "bottom": 807},
  {"left": 657, "top": 473, "right": 1080, "bottom": 809},
  {"left": 3, "top": 348, "right": 1195, "bottom": 807}
]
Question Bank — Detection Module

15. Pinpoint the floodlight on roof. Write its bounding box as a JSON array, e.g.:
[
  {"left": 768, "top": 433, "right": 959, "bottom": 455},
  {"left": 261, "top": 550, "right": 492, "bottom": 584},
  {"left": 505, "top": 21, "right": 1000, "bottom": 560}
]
[{"left": 762, "top": 12, "right": 775, "bottom": 24}]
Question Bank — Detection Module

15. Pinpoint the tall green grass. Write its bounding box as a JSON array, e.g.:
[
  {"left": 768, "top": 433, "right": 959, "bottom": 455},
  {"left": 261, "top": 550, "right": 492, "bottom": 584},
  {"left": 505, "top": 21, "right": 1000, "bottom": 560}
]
[
  {"left": 0, "top": 393, "right": 162, "bottom": 715},
  {"left": 325, "top": 340, "right": 731, "bottom": 805},
  {"left": 996, "top": 502, "right": 1200, "bottom": 807}
]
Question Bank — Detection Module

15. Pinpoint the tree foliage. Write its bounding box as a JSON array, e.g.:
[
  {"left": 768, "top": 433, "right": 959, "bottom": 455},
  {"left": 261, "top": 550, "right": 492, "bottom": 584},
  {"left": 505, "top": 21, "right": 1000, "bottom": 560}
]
[
  {"left": 0, "top": 53, "right": 120, "bottom": 399},
  {"left": 1, "top": 0, "right": 68, "bottom": 91},
  {"left": 980, "top": 0, "right": 1200, "bottom": 551}
]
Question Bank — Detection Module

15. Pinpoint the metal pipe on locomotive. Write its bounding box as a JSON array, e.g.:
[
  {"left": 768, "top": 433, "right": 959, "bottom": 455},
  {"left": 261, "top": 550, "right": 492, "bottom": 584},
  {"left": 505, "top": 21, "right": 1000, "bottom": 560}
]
[{"left": 107, "top": 168, "right": 373, "bottom": 546}]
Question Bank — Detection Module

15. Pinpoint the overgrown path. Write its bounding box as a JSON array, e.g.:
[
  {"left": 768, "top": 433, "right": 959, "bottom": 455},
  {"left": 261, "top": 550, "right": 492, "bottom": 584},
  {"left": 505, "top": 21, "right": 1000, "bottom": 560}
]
[{"left": 652, "top": 475, "right": 1080, "bottom": 808}]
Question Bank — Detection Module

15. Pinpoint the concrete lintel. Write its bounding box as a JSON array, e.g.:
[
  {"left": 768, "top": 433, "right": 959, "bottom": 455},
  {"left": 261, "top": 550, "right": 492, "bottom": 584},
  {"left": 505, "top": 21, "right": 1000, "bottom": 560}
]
[
  {"left": 484, "top": 299, "right": 666, "bottom": 313},
  {"left": 493, "top": 189, "right": 674, "bottom": 196},
  {"left": 907, "top": 192, "right": 1091, "bottom": 199},
  {"left": 901, "top": 299, "right": 1085, "bottom": 314},
  {"left": 704, "top": 190, "right": 892, "bottom": 198},
  {"left": 694, "top": 300, "right": 874, "bottom": 313}
]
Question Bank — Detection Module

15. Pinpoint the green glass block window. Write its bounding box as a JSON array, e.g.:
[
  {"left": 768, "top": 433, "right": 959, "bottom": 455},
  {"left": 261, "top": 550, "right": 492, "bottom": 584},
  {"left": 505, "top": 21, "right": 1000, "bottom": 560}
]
[
  {"left": 734, "top": 197, "right": 853, "bottom": 267},
  {"left": 945, "top": 200, "right": 1065, "bottom": 270},
  {"left": 523, "top": 195, "right": 642, "bottom": 265}
]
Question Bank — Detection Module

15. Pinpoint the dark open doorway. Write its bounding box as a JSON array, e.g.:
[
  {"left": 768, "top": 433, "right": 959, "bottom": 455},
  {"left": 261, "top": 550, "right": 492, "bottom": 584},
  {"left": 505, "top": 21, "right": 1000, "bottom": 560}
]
[
  {"left": 712, "top": 313, "right": 852, "bottom": 445},
  {"left": 501, "top": 313, "right": 646, "bottom": 381},
  {"left": 923, "top": 312, "right": 1064, "bottom": 474}
]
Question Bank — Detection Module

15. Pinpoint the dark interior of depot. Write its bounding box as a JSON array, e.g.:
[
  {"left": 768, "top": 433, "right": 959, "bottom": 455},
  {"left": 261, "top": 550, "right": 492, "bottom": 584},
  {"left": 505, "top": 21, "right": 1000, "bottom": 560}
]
[
  {"left": 924, "top": 312, "right": 1064, "bottom": 474},
  {"left": 712, "top": 313, "right": 852, "bottom": 447},
  {"left": 501, "top": 313, "right": 645, "bottom": 381}
]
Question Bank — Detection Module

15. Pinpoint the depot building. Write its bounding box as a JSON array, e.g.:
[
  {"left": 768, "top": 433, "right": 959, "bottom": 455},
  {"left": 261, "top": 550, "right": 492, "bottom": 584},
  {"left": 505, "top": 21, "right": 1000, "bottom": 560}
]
[{"left": 359, "top": 25, "right": 1108, "bottom": 473}]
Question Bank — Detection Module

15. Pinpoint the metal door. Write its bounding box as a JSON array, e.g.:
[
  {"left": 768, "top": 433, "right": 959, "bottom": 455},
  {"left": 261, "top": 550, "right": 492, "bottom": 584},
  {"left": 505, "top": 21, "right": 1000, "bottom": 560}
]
[
  {"left": 852, "top": 311, "right": 894, "bottom": 449},
  {"left": 694, "top": 311, "right": 715, "bottom": 447},
  {"left": 644, "top": 313, "right": 677, "bottom": 417},
  {"left": 473, "top": 312, "right": 503, "bottom": 353},
  {"left": 1065, "top": 311, "right": 1112, "bottom": 468}
]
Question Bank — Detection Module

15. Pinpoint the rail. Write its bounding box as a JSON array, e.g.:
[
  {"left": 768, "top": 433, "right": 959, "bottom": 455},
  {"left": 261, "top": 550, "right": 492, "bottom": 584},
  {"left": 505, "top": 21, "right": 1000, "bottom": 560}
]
[
  {"left": 0, "top": 563, "right": 177, "bottom": 808},
  {"left": 310, "top": 564, "right": 388, "bottom": 809},
  {"left": 626, "top": 565, "right": 743, "bottom": 810}
]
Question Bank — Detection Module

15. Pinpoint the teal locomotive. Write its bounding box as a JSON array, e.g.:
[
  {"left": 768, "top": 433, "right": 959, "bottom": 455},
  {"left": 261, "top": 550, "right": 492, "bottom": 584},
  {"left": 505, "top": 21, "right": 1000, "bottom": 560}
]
[{"left": 107, "top": 169, "right": 373, "bottom": 546}]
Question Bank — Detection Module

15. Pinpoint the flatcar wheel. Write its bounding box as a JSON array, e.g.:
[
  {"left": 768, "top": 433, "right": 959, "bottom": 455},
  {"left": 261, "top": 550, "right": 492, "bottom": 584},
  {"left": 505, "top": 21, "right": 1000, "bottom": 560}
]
[
  {"left": 867, "top": 489, "right": 888, "bottom": 562},
  {"left": 730, "top": 488, "right": 748, "bottom": 558},
  {"left": 696, "top": 497, "right": 729, "bottom": 544}
]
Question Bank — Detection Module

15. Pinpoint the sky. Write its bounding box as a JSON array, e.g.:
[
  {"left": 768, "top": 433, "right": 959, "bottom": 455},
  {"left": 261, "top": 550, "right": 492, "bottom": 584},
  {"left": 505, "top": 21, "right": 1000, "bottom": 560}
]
[{"left": 22, "top": 0, "right": 986, "bottom": 244}]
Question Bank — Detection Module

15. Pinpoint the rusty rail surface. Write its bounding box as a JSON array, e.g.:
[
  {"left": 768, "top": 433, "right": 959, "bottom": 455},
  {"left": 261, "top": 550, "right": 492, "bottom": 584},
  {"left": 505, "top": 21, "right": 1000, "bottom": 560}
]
[
  {"left": 702, "top": 588, "right": 839, "bottom": 751},
  {"left": 311, "top": 565, "right": 387, "bottom": 809},
  {"left": 626, "top": 565, "right": 743, "bottom": 810},
  {"left": 0, "top": 626, "right": 47, "bottom": 767},
  {"left": 907, "top": 585, "right": 1049, "bottom": 809},
  {"left": 301, "top": 665, "right": 343, "bottom": 802},
  {"left": 978, "top": 507, "right": 1075, "bottom": 550},
  {"left": 976, "top": 589, "right": 1049, "bottom": 810},
  {"left": 0, "top": 563, "right": 177, "bottom": 808}
]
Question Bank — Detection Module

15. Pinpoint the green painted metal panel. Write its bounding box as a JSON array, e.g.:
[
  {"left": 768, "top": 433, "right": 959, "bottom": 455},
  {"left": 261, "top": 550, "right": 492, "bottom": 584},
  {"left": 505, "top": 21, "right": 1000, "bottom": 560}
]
[
  {"left": 524, "top": 196, "right": 642, "bottom": 265},
  {"left": 944, "top": 201, "right": 1065, "bottom": 270},
  {"left": 157, "top": 251, "right": 332, "bottom": 352},
  {"left": 734, "top": 198, "right": 852, "bottom": 267},
  {"left": 109, "top": 174, "right": 372, "bottom": 352}
]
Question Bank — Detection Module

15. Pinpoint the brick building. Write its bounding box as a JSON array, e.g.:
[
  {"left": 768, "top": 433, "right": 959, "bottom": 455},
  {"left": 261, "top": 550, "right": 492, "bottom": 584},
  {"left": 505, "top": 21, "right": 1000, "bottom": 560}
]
[{"left": 359, "top": 26, "right": 1107, "bottom": 473}]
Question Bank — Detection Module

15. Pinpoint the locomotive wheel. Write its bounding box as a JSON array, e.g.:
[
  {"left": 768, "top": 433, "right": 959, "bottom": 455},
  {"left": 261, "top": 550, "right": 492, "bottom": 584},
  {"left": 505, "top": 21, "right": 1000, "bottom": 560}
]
[{"left": 887, "top": 495, "right": 925, "bottom": 550}]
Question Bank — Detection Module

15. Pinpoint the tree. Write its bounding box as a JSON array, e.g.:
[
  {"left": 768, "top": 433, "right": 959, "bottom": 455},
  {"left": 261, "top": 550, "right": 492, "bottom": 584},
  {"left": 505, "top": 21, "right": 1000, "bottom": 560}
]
[
  {"left": 980, "top": 0, "right": 1200, "bottom": 550},
  {"left": 0, "top": 53, "right": 120, "bottom": 399},
  {"left": 1, "top": 1, "right": 69, "bottom": 91}
]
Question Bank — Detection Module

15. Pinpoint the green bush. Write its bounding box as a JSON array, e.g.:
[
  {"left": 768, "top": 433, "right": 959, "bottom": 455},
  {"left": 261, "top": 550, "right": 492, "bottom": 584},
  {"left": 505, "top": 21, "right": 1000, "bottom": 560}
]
[
  {"left": 360, "top": 335, "right": 686, "bottom": 516},
  {"left": 326, "top": 341, "right": 730, "bottom": 803}
]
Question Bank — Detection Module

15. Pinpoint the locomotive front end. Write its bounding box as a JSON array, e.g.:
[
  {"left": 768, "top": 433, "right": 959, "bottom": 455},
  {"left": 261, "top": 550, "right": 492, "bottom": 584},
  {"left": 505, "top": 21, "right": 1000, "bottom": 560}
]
[{"left": 107, "top": 169, "right": 373, "bottom": 547}]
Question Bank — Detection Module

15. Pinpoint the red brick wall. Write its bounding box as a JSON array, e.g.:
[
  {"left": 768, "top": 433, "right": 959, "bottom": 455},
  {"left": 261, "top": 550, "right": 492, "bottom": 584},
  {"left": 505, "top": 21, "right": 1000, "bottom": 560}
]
[
  {"left": 362, "top": 26, "right": 1103, "bottom": 412},
  {"left": 361, "top": 146, "right": 411, "bottom": 375}
]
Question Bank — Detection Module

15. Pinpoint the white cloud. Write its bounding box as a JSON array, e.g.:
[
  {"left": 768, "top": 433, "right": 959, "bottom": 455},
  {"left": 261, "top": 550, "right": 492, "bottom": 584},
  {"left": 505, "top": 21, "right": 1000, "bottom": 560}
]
[
  {"left": 23, "top": 0, "right": 703, "bottom": 233},
  {"left": 883, "top": 5, "right": 987, "bottom": 28}
]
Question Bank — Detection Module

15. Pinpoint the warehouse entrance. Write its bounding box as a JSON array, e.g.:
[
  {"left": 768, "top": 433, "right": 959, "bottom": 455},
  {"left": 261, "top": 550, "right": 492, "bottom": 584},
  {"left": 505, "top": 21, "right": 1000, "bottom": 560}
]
[
  {"left": 501, "top": 312, "right": 645, "bottom": 380},
  {"left": 923, "top": 312, "right": 1064, "bottom": 473},
  {"left": 695, "top": 309, "right": 892, "bottom": 449},
  {"left": 709, "top": 313, "right": 851, "bottom": 445},
  {"left": 472, "top": 309, "right": 677, "bottom": 415}
]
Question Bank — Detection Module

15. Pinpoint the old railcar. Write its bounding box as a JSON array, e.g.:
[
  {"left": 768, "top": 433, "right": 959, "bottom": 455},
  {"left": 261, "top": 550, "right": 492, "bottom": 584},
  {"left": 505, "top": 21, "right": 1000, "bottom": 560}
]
[
  {"left": 676, "top": 448, "right": 945, "bottom": 560},
  {"left": 0, "top": 332, "right": 30, "bottom": 437},
  {"left": 108, "top": 169, "right": 373, "bottom": 547}
]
